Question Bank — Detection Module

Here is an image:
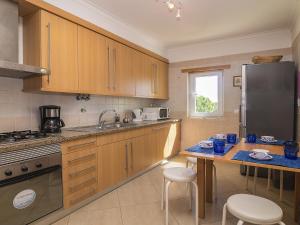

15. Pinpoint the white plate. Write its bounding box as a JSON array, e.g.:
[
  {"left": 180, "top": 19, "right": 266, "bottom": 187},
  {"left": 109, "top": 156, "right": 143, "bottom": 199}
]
[
  {"left": 249, "top": 152, "right": 273, "bottom": 161},
  {"left": 261, "top": 139, "right": 277, "bottom": 143},
  {"left": 253, "top": 149, "right": 270, "bottom": 153}
]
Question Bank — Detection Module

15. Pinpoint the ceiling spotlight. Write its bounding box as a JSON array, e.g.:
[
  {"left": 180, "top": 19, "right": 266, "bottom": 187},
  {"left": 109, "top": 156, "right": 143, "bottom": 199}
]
[{"left": 166, "top": 0, "right": 175, "bottom": 10}]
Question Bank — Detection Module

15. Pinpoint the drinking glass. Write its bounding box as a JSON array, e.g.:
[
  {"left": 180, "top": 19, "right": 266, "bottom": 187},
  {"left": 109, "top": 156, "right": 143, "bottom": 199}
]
[
  {"left": 284, "top": 141, "right": 299, "bottom": 160},
  {"left": 214, "top": 139, "right": 225, "bottom": 153},
  {"left": 227, "top": 133, "right": 237, "bottom": 144},
  {"left": 247, "top": 134, "right": 256, "bottom": 143}
]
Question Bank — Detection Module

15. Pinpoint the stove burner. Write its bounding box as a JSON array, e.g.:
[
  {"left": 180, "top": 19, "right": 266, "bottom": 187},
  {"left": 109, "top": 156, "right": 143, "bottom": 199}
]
[{"left": 0, "top": 130, "right": 48, "bottom": 144}]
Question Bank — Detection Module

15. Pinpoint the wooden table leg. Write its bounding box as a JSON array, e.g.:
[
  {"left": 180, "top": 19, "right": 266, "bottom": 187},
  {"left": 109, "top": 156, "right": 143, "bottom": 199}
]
[
  {"left": 295, "top": 172, "right": 300, "bottom": 222},
  {"left": 205, "top": 160, "right": 213, "bottom": 203},
  {"left": 197, "top": 158, "right": 206, "bottom": 219}
]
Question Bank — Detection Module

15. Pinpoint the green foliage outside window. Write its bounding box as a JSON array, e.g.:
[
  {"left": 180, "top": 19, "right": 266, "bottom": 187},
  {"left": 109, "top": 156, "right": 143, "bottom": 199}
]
[{"left": 196, "top": 96, "right": 217, "bottom": 113}]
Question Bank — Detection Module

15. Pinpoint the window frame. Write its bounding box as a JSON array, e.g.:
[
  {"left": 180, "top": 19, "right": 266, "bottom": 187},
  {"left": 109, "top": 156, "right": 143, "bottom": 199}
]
[{"left": 188, "top": 71, "right": 224, "bottom": 118}]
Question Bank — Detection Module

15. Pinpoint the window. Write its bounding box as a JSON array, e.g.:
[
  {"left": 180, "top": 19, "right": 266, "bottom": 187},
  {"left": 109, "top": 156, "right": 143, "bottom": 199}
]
[{"left": 188, "top": 71, "right": 223, "bottom": 117}]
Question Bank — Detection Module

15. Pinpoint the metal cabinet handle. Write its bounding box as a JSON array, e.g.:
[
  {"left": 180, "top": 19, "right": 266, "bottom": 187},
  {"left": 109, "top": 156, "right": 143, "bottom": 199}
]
[
  {"left": 125, "top": 143, "right": 128, "bottom": 171},
  {"left": 107, "top": 46, "right": 111, "bottom": 89},
  {"left": 113, "top": 48, "right": 117, "bottom": 90},
  {"left": 130, "top": 142, "right": 133, "bottom": 170},
  {"left": 151, "top": 64, "right": 155, "bottom": 94},
  {"left": 47, "top": 23, "right": 52, "bottom": 83},
  {"left": 154, "top": 64, "right": 158, "bottom": 94}
]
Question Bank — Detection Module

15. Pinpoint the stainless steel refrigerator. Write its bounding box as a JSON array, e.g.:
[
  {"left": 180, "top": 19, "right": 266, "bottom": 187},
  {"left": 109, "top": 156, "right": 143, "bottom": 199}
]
[{"left": 240, "top": 62, "right": 297, "bottom": 141}]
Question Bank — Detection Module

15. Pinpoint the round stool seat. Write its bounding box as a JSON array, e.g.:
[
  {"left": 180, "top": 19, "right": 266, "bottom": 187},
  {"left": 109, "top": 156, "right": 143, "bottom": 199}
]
[
  {"left": 227, "top": 194, "right": 283, "bottom": 224},
  {"left": 163, "top": 167, "right": 196, "bottom": 182},
  {"left": 187, "top": 157, "right": 197, "bottom": 164}
]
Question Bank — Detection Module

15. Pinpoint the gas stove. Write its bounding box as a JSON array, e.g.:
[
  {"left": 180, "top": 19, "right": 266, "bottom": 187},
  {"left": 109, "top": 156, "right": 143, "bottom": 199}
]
[{"left": 0, "top": 130, "right": 48, "bottom": 144}]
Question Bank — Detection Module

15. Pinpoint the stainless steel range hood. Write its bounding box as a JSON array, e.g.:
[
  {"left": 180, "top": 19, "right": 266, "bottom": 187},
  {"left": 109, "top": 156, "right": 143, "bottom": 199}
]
[{"left": 0, "top": 0, "right": 48, "bottom": 79}]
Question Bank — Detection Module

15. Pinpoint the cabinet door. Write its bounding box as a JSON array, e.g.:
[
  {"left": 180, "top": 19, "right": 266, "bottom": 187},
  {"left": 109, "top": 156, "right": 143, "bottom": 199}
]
[
  {"left": 155, "top": 125, "right": 171, "bottom": 161},
  {"left": 40, "top": 10, "right": 79, "bottom": 92},
  {"left": 128, "top": 136, "right": 145, "bottom": 176},
  {"left": 167, "top": 123, "right": 181, "bottom": 158},
  {"left": 157, "top": 61, "right": 169, "bottom": 99},
  {"left": 98, "top": 140, "right": 128, "bottom": 191},
  {"left": 144, "top": 131, "right": 158, "bottom": 166},
  {"left": 78, "top": 26, "right": 109, "bottom": 94},
  {"left": 134, "top": 51, "right": 151, "bottom": 97},
  {"left": 108, "top": 40, "right": 134, "bottom": 96}
]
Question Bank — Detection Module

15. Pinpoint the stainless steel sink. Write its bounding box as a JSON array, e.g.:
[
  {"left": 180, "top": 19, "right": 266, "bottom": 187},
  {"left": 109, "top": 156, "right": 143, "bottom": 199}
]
[{"left": 64, "top": 123, "right": 138, "bottom": 132}]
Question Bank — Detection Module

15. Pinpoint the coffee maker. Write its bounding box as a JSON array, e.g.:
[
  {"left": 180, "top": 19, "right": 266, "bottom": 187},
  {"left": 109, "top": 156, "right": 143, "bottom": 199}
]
[{"left": 40, "top": 105, "right": 65, "bottom": 133}]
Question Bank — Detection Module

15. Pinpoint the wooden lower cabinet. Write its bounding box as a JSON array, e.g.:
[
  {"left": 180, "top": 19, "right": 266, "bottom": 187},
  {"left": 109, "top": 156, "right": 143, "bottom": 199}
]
[
  {"left": 98, "top": 140, "right": 128, "bottom": 191},
  {"left": 61, "top": 122, "right": 181, "bottom": 208}
]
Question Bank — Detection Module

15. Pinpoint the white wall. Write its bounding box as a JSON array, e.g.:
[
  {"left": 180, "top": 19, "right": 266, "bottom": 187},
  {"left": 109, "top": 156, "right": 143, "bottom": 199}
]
[
  {"left": 167, "top": 29, "right": 292, "bottom": 63},
  {"left": 43, "top": 0, "right": 167, "bottom": 57},
  {"left": 292, "top": 0, "right": 300, "bottom": 41}
]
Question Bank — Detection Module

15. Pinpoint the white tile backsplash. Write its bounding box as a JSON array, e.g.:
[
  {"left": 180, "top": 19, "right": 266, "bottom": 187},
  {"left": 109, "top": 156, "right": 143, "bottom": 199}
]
[{"left": 0, "top": 77, "right": 155, "bottom": 132}]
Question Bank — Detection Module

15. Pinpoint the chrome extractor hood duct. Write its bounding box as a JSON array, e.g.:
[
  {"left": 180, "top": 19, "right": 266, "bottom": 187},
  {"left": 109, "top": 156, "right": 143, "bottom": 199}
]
[{"left": 0, "top": 0, "right": 48, "bottom": 79}]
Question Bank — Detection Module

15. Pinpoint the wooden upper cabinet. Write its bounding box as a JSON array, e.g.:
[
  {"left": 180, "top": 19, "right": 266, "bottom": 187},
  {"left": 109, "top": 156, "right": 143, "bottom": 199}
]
[
  {"left": 23, "top": 10, "right": 79, "bottom": 93},
  {"left": 134, "top": 51, "right": 151, "bottom": 97},
  {"left": 107, "top": 40, "right": 135, "bottom": 96},
  {"left": 157, "top": 60, "right": 169, "bottom": 99},
  {"left": 78, "top": 26, "right": 109, "bottom": 94}
]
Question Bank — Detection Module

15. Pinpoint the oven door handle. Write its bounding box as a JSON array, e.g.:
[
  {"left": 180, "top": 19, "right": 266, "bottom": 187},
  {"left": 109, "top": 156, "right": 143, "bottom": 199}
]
[{"left": 0, "top": 165, "right": 61, "bottom": 187}]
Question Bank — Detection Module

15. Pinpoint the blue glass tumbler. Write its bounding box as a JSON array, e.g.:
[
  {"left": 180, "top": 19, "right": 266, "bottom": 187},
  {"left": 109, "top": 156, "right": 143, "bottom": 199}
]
[
  {"left": 284, "top": 141, "right": 299, "bottom": 160},
  {"left": 227, "top": 133, "right": 237, "bottom": 144},
  {"left": 247, "top": 134, "right": 256, "bottom": 143},
  {"left": 214, "top": 139, "right": 225, "bottom": 154}
]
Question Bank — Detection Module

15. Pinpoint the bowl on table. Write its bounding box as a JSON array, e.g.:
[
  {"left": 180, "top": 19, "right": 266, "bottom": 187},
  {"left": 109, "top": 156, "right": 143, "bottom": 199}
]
[
  {"left": 199, "top": 140, "right": 213, "bottom": 149},
  {"left": 261, "top": 136, "right": 276, "bottom": 143}
]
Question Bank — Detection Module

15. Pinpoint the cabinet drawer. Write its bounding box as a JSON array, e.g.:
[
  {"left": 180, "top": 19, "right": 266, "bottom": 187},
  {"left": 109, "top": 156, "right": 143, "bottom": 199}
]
[
  {"left": 62, "top": 137, "right": 97, "bottom": 154},
  {"left": 97, "top": 128, "right": 144, "bottom": 145},
  {"left": 64, "top": 185, "right": 98, "bottom": 209}
]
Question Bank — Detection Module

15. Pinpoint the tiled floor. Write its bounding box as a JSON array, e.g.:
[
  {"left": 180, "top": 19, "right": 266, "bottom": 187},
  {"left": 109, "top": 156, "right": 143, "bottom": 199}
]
[{"left": 52, "top": 156, "right": 297, "bottom": 225}]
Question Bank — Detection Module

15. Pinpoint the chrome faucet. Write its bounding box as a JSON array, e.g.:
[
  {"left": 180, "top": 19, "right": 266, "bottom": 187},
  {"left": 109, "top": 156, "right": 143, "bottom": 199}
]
[{"left": 98, "top": 109, "right": 117, "bottom": 129}]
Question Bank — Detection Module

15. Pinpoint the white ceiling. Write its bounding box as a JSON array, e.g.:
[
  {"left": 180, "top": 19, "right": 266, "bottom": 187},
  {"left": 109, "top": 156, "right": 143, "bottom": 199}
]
[{"left": 85, "top": 0, "right": 298, "bottom": 48}]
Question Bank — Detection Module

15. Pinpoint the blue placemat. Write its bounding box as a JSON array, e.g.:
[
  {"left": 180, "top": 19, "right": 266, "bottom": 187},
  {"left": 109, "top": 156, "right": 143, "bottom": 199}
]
[
  {"left": 186, "top": 144, "right": 234, "bottom": 156},
  {"left": 232, "top": 150, "right": 300, "bottom": 169},
  {"left": 209, "top": 137, "right": 240, "bottom": 145},
  {"left": 245, "top": 139, "right": 285, "bottom": 146}
]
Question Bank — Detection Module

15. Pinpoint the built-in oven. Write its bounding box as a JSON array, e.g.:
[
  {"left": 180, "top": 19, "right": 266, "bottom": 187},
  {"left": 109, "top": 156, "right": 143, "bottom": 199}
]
[{"left": 0, "top": 144, "right": 63, "bottom": 225}]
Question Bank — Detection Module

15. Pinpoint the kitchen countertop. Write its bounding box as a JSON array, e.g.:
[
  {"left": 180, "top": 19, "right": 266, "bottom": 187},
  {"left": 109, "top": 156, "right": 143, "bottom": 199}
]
[{"left": 0, "top": 119, "right": 181, "bottom": 153}]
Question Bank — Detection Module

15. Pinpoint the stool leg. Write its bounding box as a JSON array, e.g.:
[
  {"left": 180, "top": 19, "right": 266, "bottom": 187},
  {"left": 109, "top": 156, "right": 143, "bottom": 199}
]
[
  {"left": 161, "top": 177, "right": 165, "bottom": 210},
  {"left": 165, "top": 181, "right": 172, "bottom": 225},
  {"left": 221, "top": 203, "right": 227, "bottom": 225},
  {"left": 278, "top": 222, "right": 286, "bottom": 225},
  {"left": 246, "top": 165, "right": 249, "bottom": 191},
  {"left": 192, "top": 181, "right": 198, "bottom": 225},
  {"left": 254, "top": 167, "right": 258, "bottom": 194},
  {"left": 213, "top": 164, "right": 217, "bottom": 200},
  {"left": 237, "top": 220, "right": 244, "bottom": 225},
  {"left": 280, "top": 170, "right": 283, "bottom": 202},
  {"left": 267, "top": 168, "right": 271, "bottom": 192},
  {"left": 186, "top": 160, "right": 189, "bottom": 168},
  {"left": 191, "top": 162, "right": 196, "bottom": 170},
  {"left": 190, "top": 182, "right": 193, "bottom": 210}
]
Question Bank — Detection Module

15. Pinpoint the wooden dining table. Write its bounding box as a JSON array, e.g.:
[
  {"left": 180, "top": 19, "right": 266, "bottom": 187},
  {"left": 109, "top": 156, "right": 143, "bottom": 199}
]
[{"left": 181, "top": 140, "right": 300, "bottom": 222}]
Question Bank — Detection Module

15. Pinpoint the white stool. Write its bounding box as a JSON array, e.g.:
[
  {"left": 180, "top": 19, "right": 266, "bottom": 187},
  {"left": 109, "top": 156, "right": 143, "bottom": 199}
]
[
  {"left": 161, "top": 167, "right": 198, "bottom": 225},
  {"left": 222, "top": 194, "right": 285, "bottom": 225},
  {"left": 186, "top": 157, "right": 217, "bottom": 199}
]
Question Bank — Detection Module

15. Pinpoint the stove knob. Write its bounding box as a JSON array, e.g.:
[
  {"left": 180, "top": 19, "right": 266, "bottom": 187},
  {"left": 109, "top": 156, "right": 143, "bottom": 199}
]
[
  {"left": 4, "top": 170, "right": 12, "bottom": 176},
  {"left": 21, "top": 166, "right": 28, "bottom": 172},
  {"left": 35, "top": 163, "right": 42, "bottom": 168}
]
